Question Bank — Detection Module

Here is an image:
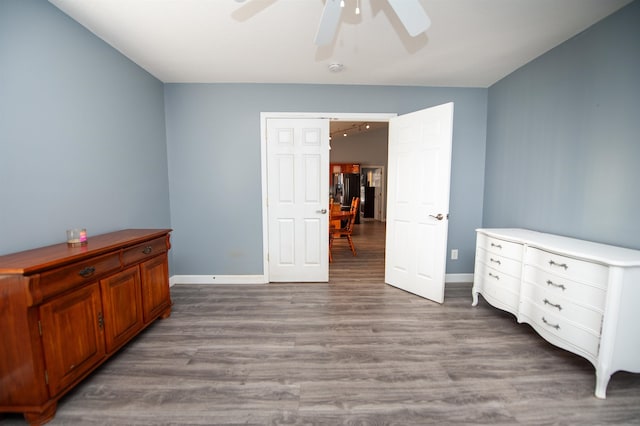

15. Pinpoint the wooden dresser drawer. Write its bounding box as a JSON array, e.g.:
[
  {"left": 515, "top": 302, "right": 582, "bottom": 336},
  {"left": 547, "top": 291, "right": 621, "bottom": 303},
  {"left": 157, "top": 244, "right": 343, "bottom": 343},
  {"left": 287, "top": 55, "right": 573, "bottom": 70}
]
[
  {"left": 122, "top": 237, "right": 167, "bottom": 267},
  {"left": 477, "top": 233, "right": 523, "bottom": 260},
  {"left": 476, "top": 247, "right": 522, "bottom": 278},
  {"left": 519, "top": 299, "right": 600, "bottom": 357},
  {"left": 521, "top": 281, "right": 603, "bottom": 335},
  {"left": 38, "top": 252, "right": 121, "bottom": 300},
  {"left": 523, "top": 265, "right": 606, "bottom": 311},
  {"left": 525, "top": 247, "right": 608, "bottom": 288}
]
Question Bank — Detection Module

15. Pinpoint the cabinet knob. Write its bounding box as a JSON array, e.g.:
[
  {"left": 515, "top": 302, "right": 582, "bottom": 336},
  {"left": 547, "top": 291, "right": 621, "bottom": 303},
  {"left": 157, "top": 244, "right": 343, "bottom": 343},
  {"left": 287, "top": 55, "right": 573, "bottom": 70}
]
[
  {"left": 78, "top": 266, "right": 96, "bottom": 278},
  {"left": 142, "top": 246, "right": 153, "bottom": 254}
]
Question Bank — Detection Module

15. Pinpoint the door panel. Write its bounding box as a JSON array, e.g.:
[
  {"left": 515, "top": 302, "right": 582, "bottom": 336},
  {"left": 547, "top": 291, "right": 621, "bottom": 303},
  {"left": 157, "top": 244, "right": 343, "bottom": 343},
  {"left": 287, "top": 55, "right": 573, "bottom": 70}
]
[
  {"left": 100, "top": 267, "right": 143, "bottom": 353},
  {"left": 39, "top": 283, "right": 105, "bottom": 397},
  {"left": 385, "top": 103, "right": 454, "bottom": 303},
  {"left": 140, "top": 253, "right": 171, "bottom": 322},
  {"left": 267, "top": 118, "right": 329, "bottom": 282}
]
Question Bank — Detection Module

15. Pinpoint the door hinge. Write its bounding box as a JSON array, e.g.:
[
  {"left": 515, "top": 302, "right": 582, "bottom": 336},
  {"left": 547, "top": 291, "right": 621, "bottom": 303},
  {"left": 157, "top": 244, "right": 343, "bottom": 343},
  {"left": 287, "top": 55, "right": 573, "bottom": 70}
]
[
  {"left": 44, "top": 370, "right": 49, "bottom": 385},
  {"left": 38, "top": 320, "right": 42, "bottom": 336}
]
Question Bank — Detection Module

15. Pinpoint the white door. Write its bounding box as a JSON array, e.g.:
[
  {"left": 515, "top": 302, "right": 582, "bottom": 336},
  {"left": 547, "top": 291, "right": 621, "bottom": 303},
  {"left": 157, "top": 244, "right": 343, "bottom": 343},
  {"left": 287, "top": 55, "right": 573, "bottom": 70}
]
[
  {"left": 267, "top": 118, "right": 330, "bottom": 282},
  {"left": 385, "top": 103, "right": 454, "bottom": 303}
]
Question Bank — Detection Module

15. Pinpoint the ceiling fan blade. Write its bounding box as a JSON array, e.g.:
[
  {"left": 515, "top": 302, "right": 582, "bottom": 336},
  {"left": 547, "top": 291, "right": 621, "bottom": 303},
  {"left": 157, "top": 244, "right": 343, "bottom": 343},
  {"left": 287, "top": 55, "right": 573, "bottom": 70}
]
[
  {"left": 314, "top": 0, "right": 342, "bottom": 46},
  {"left": 387, "top": 0, "right": 431, "bottom": 37}
]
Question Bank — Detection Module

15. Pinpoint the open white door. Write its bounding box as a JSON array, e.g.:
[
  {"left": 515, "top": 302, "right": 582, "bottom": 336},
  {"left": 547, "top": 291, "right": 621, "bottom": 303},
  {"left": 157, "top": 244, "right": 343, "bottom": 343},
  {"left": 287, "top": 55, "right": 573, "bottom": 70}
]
[
  {"left": 385, "top": 103, "right": 454, "bottom": 303},
  {"left": 267, "top": 118, "right": 330, "bottom": 282}
]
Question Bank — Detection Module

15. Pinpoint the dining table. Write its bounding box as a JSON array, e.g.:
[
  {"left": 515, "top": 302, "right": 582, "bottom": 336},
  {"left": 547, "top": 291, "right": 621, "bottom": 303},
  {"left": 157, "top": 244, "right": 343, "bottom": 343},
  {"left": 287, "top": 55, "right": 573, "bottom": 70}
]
[{"left": 330, "top": 209, "right": 352, "bottom": 228}]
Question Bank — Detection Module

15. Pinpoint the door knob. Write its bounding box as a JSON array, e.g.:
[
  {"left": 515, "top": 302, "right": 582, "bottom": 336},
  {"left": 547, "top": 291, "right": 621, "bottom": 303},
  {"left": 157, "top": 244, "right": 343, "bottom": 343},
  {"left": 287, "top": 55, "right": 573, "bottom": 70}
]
[
  {"left": 317, "top": 209, "right": 327, "bottom": 214},
  {"left": 429, "top": 213, "right": 444, "bottom": 220}
]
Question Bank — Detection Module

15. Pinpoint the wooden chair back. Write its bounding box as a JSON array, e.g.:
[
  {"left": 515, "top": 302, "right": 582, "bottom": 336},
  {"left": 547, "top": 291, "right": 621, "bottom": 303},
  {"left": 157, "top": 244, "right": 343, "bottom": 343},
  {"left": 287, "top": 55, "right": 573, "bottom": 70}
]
[
  {"left": 329, "top": 197, "right": 360, "bottom": 259},
  {"left": 345, "top": 197, "right": 359, "bottom": 233}
]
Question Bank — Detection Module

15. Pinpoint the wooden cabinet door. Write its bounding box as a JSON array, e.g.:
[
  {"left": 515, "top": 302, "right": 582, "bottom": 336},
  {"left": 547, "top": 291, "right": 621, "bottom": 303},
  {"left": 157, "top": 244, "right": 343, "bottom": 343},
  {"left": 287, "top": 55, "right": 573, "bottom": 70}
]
[
  {"left": 139, "top": 253, "right": 171, "bottom": 323},
  {"left": 100, "top": 267, "right": 144, "bottom": 353},
  {"left": 39, "top": 283, "right": 105, "bottom": 397}
]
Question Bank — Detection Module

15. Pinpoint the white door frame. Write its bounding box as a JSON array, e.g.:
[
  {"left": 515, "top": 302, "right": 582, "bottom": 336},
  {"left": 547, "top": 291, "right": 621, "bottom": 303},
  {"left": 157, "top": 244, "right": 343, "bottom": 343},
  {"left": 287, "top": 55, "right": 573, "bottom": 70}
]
[{"left": 261, "top": 112, "right": 396, "bottom": 282}]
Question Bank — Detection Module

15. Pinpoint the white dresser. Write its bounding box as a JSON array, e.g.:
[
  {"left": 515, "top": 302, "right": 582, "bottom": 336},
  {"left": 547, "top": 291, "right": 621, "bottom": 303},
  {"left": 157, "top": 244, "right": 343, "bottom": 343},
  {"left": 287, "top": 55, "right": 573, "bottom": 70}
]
[{"left": 472, "top": 228, "right": 640, "bottom": 398}]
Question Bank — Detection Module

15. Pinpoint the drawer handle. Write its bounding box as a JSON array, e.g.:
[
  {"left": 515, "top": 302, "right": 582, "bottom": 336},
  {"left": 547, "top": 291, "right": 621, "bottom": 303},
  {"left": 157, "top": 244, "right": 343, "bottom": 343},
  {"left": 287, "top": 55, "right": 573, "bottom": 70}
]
[
  {"left": 488, "top": 272, "right": 500, "bottom": 280},
  {"left": 542, "top": 316, "right": 560, "bottom": 330},
  {"left": 490, "top": 242, "right": 502, "bottom": 249},
  {"left": 543, "top": 298, "right": 563, "bottom": 311},
  {"left": 490, "top": 258, "right": 501, "bottom": 265},
  {"left": 142, "top": 246, "right": 153, "bottom": 255},
  {"left": 549, "top": 260, "right": 568, "bottom": 270},
  {"left": 78, "top": 266, "right": 96, "bottom": 278},
  {"left": 546, "top": 280, "right": 566, "bottom": 291}
]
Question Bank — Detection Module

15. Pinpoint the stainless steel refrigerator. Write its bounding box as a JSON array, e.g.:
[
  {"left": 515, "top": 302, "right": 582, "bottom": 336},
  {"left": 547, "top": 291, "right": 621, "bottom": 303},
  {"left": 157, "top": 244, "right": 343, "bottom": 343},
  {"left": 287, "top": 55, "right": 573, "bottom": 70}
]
[{"left": 331, "top": 171, "right": 360, "bottom": 224}]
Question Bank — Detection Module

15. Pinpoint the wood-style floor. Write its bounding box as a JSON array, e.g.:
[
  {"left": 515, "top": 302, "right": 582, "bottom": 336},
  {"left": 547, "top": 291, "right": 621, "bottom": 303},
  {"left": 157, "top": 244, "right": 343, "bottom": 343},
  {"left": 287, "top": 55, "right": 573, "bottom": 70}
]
[{"left": 4, "top": 221, "right": 640, "bottom": 425}]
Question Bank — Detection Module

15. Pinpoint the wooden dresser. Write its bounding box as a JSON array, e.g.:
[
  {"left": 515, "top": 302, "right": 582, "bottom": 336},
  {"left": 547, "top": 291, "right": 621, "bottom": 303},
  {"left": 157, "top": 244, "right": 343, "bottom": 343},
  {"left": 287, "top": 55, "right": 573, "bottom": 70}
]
[
  {"left": 472, "top": 228, "right": 640, "bottom": 399},
  {"left": 0, "top": 229, "right": 172, "bottom": 424}
]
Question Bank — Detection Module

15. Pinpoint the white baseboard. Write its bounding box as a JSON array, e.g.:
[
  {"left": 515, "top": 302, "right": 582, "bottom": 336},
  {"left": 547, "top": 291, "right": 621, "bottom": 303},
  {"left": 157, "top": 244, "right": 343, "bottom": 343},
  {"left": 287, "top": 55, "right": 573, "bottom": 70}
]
[
  {"left": 445, "top": 273, "right": 474, "bottom": 284},
  {"left": 170, "top": 273, "right": 473, "bottom": 286},
  {"left": 170, "top": 275, "right": 268, "bottom": 286}
]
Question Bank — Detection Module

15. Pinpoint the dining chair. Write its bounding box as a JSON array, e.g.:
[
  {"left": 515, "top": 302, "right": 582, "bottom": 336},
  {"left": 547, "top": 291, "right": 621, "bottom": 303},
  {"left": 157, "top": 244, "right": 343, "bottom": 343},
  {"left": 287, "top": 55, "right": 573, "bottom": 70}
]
[
  {"left": 330, "top": 200, "right": 342, "bottom": 229},
  {"left": 329, "top": 197, "right": 359, "bottom": 260}
]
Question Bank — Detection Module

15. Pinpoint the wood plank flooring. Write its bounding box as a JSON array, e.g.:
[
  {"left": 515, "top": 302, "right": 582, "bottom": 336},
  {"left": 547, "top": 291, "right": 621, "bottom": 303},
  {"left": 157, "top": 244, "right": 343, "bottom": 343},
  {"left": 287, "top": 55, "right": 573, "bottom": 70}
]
[{"left": 3, "top": 221, "right": 640, "bottom": 425}]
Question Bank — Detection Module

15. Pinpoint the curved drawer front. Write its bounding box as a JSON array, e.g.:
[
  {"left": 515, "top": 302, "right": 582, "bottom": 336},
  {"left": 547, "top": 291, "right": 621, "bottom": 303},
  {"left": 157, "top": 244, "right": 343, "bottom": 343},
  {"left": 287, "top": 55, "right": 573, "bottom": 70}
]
[
  {"left": 122, "top": 237, "right": 167, "bottom": 267},
  {"left": 523, "top": 265, "right": 606, "bottom": 311},
  {"left": 525, "top": 247, "right": 608, "bottom": 288},
  {"left": 475, "top": 262, "right": 520, "bottom": 313},
  {"left": 519, "top": 299, "right": 600, "bottom": 357},
  {"left": 38, "top": 252, "right": 121, "bottom": 300},
  {"left": 477, "top": 233, "right": 523, "bottom": 260},
  {"left": 521, "top": 281, "right": 603, "bottom": 335},
  {"left": 478, "top": 263, "right": 521, "bottom": 294},
  {"left": 476, "top": 247, "right": 522, "bottom": 278}
]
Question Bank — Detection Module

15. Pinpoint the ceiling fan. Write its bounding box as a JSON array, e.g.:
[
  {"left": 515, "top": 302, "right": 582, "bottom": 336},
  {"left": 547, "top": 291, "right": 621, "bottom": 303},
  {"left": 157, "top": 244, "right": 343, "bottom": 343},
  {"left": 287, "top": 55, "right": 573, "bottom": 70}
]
[{"left": 315, "top": 0, "right": 431, "bottom": 46}]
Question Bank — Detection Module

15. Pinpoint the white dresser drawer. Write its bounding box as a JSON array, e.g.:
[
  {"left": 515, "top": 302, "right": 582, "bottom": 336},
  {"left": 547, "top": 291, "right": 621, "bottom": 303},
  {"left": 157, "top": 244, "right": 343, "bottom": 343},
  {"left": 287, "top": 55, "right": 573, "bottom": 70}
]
[
  {"left": 520, "top": 281, "right": 603, "bottom": 335},
  {"left": 475, "top": 262, "right": 520, "bottom": 313},
  {"left": 519, "top": 299, "right": 600, "bottom": 357},
  {"left": 525, "top": 247, "right": 608, "bottom": 288},
  {"left": 476, "top": 247, "right": 522, "bottom": 278},
  {"left": 523, "top": 265, "right": 606, "bottom": 311},
  {"left": 477, "top": 233, "right": 523, "bottom": 260}
]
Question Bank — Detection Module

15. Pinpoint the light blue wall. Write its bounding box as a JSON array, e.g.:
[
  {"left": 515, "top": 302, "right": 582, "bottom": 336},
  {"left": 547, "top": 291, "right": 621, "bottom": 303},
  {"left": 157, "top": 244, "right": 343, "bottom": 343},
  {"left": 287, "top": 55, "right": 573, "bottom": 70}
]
[
  {"left": 0, "top": 0, "right": 170, "bottom": 255},
  {"left": 6, "top": 0, "right": 634, "bottom": 279},
  {"left": 164, "top": 85, "right": 488, "bottom": 275},
  {"left": 484, "top": 1, "right": 640, "bottom": 250}
]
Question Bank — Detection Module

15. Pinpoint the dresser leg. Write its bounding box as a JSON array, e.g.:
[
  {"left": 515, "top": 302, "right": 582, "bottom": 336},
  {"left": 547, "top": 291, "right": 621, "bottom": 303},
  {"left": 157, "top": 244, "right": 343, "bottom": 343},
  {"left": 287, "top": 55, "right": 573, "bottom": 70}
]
[
  {"left": 595, "top": 369, "right": 611, "bottom": 399},
  {"left": 23, "top": 402, "right": 57, "bottom": 425},
  {"left": 471, "top": 289, "right": 479, "bottom": 306}
]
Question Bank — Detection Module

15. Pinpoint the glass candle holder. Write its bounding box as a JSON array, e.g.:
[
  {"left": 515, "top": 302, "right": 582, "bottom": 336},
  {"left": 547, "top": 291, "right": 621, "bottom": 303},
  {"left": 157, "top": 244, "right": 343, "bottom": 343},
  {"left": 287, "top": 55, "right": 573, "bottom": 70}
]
[{"left": 67, "top": 228, "right": 88, "bottom": 247}]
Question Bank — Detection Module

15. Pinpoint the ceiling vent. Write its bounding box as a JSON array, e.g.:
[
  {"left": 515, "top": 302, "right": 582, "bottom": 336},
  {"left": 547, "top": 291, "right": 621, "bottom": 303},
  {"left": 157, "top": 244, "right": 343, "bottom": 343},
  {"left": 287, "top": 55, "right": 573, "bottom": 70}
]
[{"left": 328, "top": 63, "right": 344, "bottom": 73}]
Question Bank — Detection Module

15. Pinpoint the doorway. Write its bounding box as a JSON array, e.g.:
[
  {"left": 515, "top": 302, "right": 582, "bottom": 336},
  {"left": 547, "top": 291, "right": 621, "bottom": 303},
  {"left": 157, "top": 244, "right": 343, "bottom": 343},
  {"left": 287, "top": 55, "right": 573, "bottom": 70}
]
[
  {"left": 260, "top": 112, "right": 396, "bottom": 281},
  {"left": 360, "top": 166, "right": 385, "bottom": 222},
  {"left": 261, "top": 104, "right": 454, "bottom": 305},
  {"left": 329, "top": 120, "right": 389, "bottom": 225}
]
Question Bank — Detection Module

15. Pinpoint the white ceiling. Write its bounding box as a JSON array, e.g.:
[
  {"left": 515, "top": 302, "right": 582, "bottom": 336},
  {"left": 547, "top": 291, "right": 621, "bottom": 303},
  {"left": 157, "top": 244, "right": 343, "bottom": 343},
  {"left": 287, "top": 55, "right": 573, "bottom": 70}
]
[{"left": 49, "top": 0, "right": 631, "bottom": 88}]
